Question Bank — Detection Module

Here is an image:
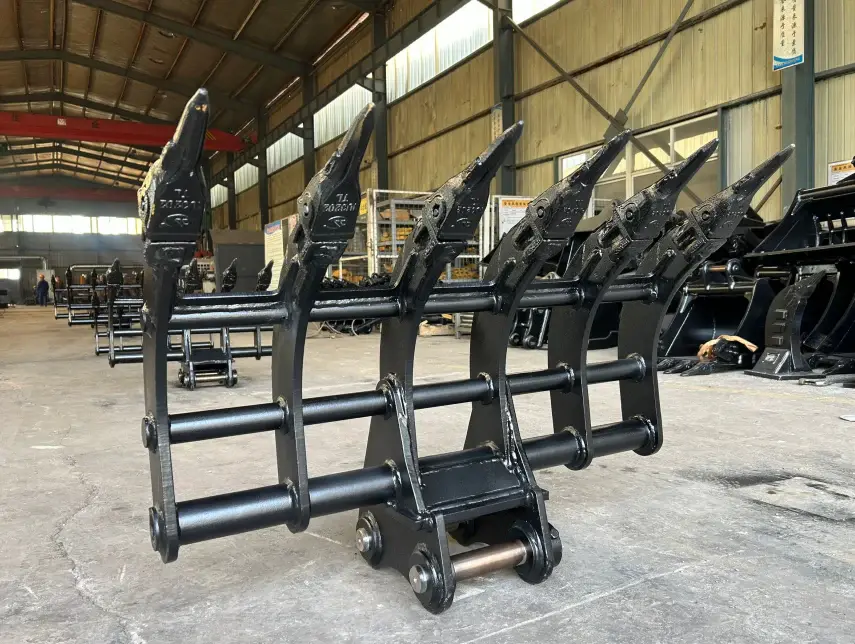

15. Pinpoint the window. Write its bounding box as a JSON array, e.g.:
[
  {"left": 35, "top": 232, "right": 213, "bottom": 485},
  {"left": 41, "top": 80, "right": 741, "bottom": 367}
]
[
  {"left": 234, "top": 163, "right": 259, "bottom": 194},
  {"left": 512, "top": 0, "right": 563, "bottom": 23},
  {"left": 33, "top": 214, "right": 53, "bottom": 233},
  {"left": 51, "top": 215, "right": 93, "bottom": 234},
  {"left": 0, "top": 268, "right": 21, "bottom": 280},
  {"left": 0, "top": 215, "right": 17, "bottom": 232},
  {"left": 211, "top": 184, "right": 228, "bottom": 209},
  {"left": 385, "top": 1, "right": 494, "bottom": 102},
  {"left": 0, "top": 214, "right": 140, "bottom": 235},
  {"left": 314, "top": 85, "right": 372, "bottom": 148},
  {"left": 95, "top": 216, "right": 141, "bottom": 235},
  {"left": 268, "top": 132, "right": 304, "bottom": 174},
  {"left": 559, "top": 114, "right": 720, "bottom": 216}
]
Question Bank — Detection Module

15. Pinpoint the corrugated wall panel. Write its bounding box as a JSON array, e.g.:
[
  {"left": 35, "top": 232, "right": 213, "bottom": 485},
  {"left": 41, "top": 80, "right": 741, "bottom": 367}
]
[
  {"left": 725, "top": 94, "right": 783, "bottom": 220},
  {"left": 236, "top": 185, "right": 260, "bottom": 230},
  {"left": 815, "top": 0, "right": 855, "bottom": 73},
  {"left": 516, "top": 162, "right": 554, "bottom": 197},
  {"left": 515, "top": 0, "right": 739, "bottom": 94},
  {"left": 212, "top": 204, "right": 227, "bottom": 230},
  {"left": 515, "top": 0, "right": 774, "bottom": 165},
  {"left": 316, "top": 24, "right": 373, "bottom": 92},
  {"left": 270, "top": 161, "right": 305, "bottom": 208},
  {"left": 389, "top": 115, "right": 491, "bottom": 191},
  {"left": 268, "top": 89, "right": 304, "bottom": 131},
  {"left": 389, "top": 49, "right": 493, "bottom": 154},
  {"left": 387, "top": 0, "right": 434, "bottom": 34},
  {"left": 815, "top": 74, "right": 855, "bottom": 187}
]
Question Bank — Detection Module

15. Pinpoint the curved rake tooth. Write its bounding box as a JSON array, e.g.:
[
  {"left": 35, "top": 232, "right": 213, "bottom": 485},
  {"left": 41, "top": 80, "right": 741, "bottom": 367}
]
[
  {"left": 652, "top": 138, "right": 719, "bottom": 198},
  {"left": 221, "top": 259, "right": 238, "bottom": 292},
  {"left": 256, "top": 260, "right": 274, "bottom": 291},
  {"left": 139, "top": 88, "right": 210, "bottom": 244},
  {"left": 106, "top": 259, "right": 123, "bottom": 285},
  {"left": 160, "top": 88, "right": 210, "bottom": 179},
  {"left": 424, "top": 121, "right": 523, "bottom": 242},
  {"left": 732, "top": 145, "right": 794, "bottom": 196},
  {"left": 691, "top": 145, "right": 794, "bottom": 240},
  {"left": 616, "top": 138, "right": 720, "bottom": 239},
  {"left": 298, "top": 103, "right": 375, "bottom": 240},
  {"left": 529, "top": 130, "right": 630, "bottom": 239}
]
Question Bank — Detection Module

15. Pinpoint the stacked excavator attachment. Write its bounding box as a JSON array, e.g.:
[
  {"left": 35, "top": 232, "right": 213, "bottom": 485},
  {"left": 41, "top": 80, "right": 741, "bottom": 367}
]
[{"left": 132, "top": 90, "right": 787, "bottom": 612}]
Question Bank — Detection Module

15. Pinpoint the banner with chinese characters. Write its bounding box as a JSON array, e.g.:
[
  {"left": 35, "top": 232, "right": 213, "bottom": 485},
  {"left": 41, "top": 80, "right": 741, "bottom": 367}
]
[{"left": 773, "top": 0, "right": 805, "bottom": 71}]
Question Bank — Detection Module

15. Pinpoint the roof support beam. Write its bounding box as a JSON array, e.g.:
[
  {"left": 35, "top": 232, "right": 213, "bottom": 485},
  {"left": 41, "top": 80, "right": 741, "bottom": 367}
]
[
  {"left": 0, "top": 176, "right": 135, "bottom": 201},
  {"left": 0, "top": 91, "right": 169, "bottom": 124},
  {"left": 0, "top": 144, "right": 149, "bottom": 173},
  {"left": 0, "top": 50, "right": 256, "bottom": 114},
  {"left": 0, "top": 162, "right": 139, "bottom": 186},
  {"left": 73, "top": 0, "right": 309, "bottom": 76},
  {"left": 212, "top": 0, "right": 471, "bottom": 185},
  {"left": 0, "top": 109, "right": 244, "bottom": 151}
]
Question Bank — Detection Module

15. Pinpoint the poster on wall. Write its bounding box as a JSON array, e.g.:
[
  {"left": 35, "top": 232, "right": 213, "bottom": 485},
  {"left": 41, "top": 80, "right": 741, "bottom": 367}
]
[
  {"left": 497, "top": 197, "right": 533, "bottom": 236},
  {"left": 772, "top": 0, "right": 805, "bottom": 71},
  {"left": 828, "top": 160, "right": 855, "bottom": 186},
  {"left": 263, "top": 220, "right": 285, "bottom": 291}
]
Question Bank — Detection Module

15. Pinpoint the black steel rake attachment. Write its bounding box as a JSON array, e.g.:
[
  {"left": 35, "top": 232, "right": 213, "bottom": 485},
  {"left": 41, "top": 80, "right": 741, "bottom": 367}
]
[{"left": 135, "top": 90, "right": 777, "bottom": 613}]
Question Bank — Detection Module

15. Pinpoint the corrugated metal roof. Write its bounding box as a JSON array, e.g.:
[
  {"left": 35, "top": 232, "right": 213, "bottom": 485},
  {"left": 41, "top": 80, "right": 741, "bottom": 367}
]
[{"left": 0, "top": 0, "right": 378, "bottom": 188}]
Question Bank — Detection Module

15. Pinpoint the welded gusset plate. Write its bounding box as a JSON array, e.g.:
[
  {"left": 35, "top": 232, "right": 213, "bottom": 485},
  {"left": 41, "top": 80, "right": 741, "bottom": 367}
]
[{"left": 138, "top": 88, "right": 209, "bottom": 248}]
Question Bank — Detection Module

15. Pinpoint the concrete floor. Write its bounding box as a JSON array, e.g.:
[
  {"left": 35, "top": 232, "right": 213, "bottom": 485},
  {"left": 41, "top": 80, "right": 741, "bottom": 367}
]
[{"left": 1, "top": 306, "right": 854, "bottom": 643}]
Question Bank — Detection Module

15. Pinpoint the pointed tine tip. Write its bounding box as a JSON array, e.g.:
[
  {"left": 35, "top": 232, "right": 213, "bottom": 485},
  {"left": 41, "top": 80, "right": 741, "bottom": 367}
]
[
  {"left": 660, "top": 138, "right": 719, "bottom": 189},
  {"left": 732, "top": 145, "right": 795, "bottom": 196},
  {"left": 498, "top": 120, "right": 524, "bottom": 145},
  {"left": 585, "top": 129, "right": 631, "bottom": 172}
]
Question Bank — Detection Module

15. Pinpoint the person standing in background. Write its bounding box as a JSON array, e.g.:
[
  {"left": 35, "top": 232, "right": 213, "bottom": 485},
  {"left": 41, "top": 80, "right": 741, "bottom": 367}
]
[{"left": 35, "top": 274, "right": 49, "bottom": 307}]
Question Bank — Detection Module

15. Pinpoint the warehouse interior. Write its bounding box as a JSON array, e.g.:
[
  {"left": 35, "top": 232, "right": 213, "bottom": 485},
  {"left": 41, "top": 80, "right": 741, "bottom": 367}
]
[{"left": 1, "top": 0, "right": 854, "bottom": 642}]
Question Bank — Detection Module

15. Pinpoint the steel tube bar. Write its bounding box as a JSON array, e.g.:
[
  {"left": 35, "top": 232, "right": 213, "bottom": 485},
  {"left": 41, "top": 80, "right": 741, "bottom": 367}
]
[
  {"left": 451, "top": 541, "right": 528, "bottom": 581},
  {"left": 168, "top": 283, "right": 656, "bottom": 331},
  {"left": 168, "top": 360, "right": 643, "bottom": 444},
  {"left": 685, "top": 284, "right": 755, "bottom": 295},
  {"left": 176, "top": 421, "right": 651, "bottom": 545}
]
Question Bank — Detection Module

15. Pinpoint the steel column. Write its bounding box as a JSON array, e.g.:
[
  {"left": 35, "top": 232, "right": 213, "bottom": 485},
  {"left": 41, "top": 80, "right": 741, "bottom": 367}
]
[
  {"left": 781, "top": 0, "right": 815, "bottom": 208},
  {"left": 257, "top": 111, "right": 270, "bottom": 228},
  {"left": 226, "top": 152, "right": 237, "bottom": 230},
  {"left": 493, "top": 0, "right": 515, "bottom": 194},
  {"left": 372, "top": 11, "right": 389, "bottom": 190},
  {"left": 302, "top": 74, "right": 317, "bottom": 187}
]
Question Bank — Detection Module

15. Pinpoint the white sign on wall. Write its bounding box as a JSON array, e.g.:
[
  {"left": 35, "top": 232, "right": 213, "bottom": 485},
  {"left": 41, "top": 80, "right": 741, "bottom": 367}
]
[
  {"left": 497, "top": 197, "right": 533, "bottom": 236},
  {"left": 828, "top": 160, "right": 855, "bottom": 186},
  {"left": 773, "top": 0, "right": 805, "bottom": 71},
  {"left": 264, "top": 219, "right": 285, "bottom": 291}
]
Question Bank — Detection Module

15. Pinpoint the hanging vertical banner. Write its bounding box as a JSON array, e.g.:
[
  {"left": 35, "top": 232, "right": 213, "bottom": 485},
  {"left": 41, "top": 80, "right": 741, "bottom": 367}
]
[{"left": 773, "top": 0, "right": 805, "bottom": 71}]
